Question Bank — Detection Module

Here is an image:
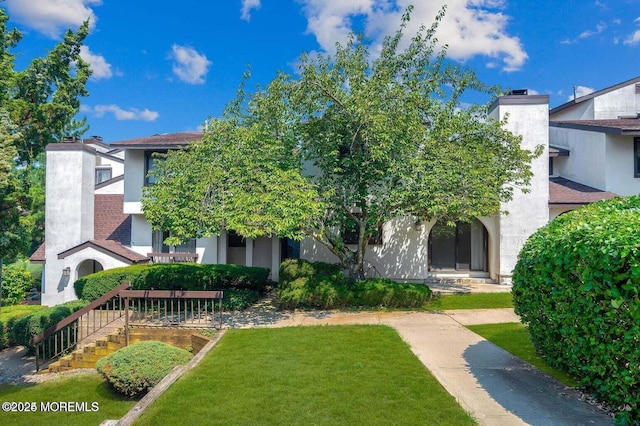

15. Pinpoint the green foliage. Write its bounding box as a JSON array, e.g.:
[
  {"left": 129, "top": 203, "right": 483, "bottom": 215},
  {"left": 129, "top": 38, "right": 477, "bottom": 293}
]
[
  {"left": 74, "top": 263, "right": 270, "bottom": 310},
  {"left": 11, "top": 300, "right": 86, "bottom": 348},
  {"left": 0, "top": 304, "right": 44, "bottom": 349},
  {"left": 142, "top": 6, "right": 539, "bottom": 282},
  {"left": 278, "top": 259, "right": 432, "bottom": 309},
  {"left": 1, "top": 259, "right": 38, "bottom": 305},
  {"left": 512, "top": 195, "right": 640, "bottom": 424},
  {"left": 96, "top": 341, "right": 192, "bottom": 397},
  {"left": 0, "top": 9, "right": 91, "bottom": 261}
]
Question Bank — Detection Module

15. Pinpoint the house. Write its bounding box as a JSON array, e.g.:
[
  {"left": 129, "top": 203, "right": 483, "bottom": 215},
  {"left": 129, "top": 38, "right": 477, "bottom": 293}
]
[{"left": 33, "top": 77, "right": 639, "bottom": 306}]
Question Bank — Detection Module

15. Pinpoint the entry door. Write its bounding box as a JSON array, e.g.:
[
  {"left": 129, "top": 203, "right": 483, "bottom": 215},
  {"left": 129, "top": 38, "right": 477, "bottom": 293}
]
[{"left": 429, "top": 223, "right": 456, "bottom": 270}]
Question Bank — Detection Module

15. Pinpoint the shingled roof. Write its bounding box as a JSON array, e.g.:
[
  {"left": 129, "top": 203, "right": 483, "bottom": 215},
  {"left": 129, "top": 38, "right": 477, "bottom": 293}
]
[
  {"left": 549, "top": 177, "right": 618, "bottom": 205},
  {"left": 549, "top": 118, "right": 640, "bottom": 136},
  {"left": 30, "top": 194, "right": 148, "bottom": 264},
  {"left": 109, "top": 132, "right": 203, "bottom": 149}
]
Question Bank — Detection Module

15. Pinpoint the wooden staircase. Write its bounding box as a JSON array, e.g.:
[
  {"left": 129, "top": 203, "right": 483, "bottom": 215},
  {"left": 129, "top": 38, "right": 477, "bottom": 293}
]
[{"left": 45, "top": 330, "right": 126, "bottom": 373}]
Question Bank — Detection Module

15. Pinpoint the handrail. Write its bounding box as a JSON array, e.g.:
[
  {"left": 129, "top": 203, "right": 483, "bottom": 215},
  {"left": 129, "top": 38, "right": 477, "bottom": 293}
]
[{"left": 30, "top": 281, "right": 131, "bottom": 346}]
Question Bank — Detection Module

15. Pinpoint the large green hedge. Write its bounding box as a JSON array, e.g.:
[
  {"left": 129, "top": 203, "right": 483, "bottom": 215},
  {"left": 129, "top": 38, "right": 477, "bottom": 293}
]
[
  {"left": 513, "top": 195, "right": 640, "bottom": 424},
  {"left": 97, "top": 341, "right": 192, "bottom": 397},
  {"left": 11, "top": 301, "right": 87, "bottom": 349},
  {"left": 74, "top": 263, "right": 271, "bottom": 310},
  {"left": 0, "top": 305, "right": 45, "bottom": 350},
  {"left": 278, "top": 259, "right": 432, "bottom": 309}
]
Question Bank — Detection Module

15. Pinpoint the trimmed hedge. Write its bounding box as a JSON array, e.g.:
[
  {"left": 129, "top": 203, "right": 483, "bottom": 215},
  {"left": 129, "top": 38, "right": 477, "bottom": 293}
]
[
  {"left": 97, "top": 341, "right": 192, "bottom": 397},
  {"left": 11, "top": 301, "right": 87, "bottom": 349},
  {"left": 513, "top": 195, "right": 640, "bottom": 424},
  {"left": 74, "top": 263, "right": 271, "bottom": 310},
  {"left": 0, "top": 305, "right": 45, "bottom": 350},
  {"left": 278, "top": 259, "right": 432, "bottom": 309}
]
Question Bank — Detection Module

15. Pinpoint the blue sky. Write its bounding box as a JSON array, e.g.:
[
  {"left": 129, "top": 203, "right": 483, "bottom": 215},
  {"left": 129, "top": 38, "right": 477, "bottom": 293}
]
[{"left": 3, "top": 0, "right": 640, "bottom": 143}]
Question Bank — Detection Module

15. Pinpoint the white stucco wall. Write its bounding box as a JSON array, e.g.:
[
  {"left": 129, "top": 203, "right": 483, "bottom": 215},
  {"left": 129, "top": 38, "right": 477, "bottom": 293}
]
[
  {"left": 95, "top": 179, "right": 124, "bottom": 195},
  {"left": 123, "top": 150, "right": 145, "bottom": 214},
  {"left": 490, "top": 95, "right": 550, "bottom": 283},
  {"left": 605, "top": 135, "right": 640, "bottom": 195},
  {"left": 62, "top": 247, "right": 130, "bottom": 289},
  {"left": 43, "top": 143, "right": 96, "bottom": 306},
  {"left": 593, "top": 85, "right": 639, "bottom": 119},
  {"left": 550, "top": 127, "right": 607, "bottom": 190}
]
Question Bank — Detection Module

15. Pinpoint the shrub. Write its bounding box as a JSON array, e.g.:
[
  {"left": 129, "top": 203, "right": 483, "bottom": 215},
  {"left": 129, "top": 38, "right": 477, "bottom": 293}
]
[
  {"left": 278, "top": 259, "right": 432, "bottom": 309},
  {"left": 1, "top": 261, "right": 38, "bottom": 306},
  {"left": 96, "top": 341, "right": 192, "bottom": 397},
  {"left": 512, "top": 195, "right": 640, "bottom": 424},
  {"left": 11, "top": 301, "right": 87, "bottom": 349},
  {"left": 0, "top": 305, "right": 45, "bottom": 349},
  {"left": 74, "top": 263, "right": 270, "bottom": 310}
]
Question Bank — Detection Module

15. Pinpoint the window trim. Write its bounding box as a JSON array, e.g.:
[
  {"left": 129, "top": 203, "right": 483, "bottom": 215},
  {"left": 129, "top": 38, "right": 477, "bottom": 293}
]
[
  {"left": 635, "top": 138, "right": 640, "bottom": 178},
  {"left": 144, "top": 150, "right": 167, "bottom": 186},
  {"left": 95, "top": 166, "right": 112, "bottom": 184}
]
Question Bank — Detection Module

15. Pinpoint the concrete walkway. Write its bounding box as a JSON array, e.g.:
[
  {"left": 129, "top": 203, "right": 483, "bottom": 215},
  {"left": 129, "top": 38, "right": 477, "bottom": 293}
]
[{"left": 224, "top": 308, "right": 612, "bottom": 426}]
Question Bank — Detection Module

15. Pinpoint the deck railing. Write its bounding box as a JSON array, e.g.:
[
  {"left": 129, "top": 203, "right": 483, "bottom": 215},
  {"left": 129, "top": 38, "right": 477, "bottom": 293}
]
[
  {"left": 31, "top": 281, "right": 132, "bottom": 371},
  {"left": 30, "top": 283, "right": 224, "bottom": 371}
]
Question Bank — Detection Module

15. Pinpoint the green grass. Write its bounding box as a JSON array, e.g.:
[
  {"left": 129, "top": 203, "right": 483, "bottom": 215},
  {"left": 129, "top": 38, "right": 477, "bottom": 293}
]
[
  {"left": 426, "top": 292, "right": 513, "bottom": 310},
  {"left": 136, "top": 326, "right": 477, "bottom": 425},
  {"left": 0, "top": 373, "right": 137, "bottom": 426},
  {"left": 466, "top": 322, "right": 579, "bottom": 387}
]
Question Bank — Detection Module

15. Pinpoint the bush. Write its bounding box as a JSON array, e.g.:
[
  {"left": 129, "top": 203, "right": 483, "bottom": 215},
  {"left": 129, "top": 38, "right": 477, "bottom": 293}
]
[
  {"left": 96, "top": 341, "right": 192, "bottom": 397},
  {"left": 512, "top": 195, "right": 640, "bottom": 424},
  {"left": 74, "top": 263, "right": 271, "bottom": 310},
  {"left": 1, "top": 261, "right": 38, "bottom": 306},
  {"left": 11, "top": 301, "right": 87, "bottom": 349},
  {"left": 0, "top": 305, "right": 45, "bottom": 349},
  {"left": 278, "top": 259, "right": 432, "bottom": 309}
]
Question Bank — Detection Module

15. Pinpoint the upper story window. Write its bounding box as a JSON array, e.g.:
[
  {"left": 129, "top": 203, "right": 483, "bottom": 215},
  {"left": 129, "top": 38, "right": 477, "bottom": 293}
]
[
  {"left": 635, "top": 138, "right": 640, "bottom": 178},
  {"left": 95, "top": 167, "right": 112, "bottom": 184},
  {"left": 145, "top": 150, "right": 167, "bottom": 185}
]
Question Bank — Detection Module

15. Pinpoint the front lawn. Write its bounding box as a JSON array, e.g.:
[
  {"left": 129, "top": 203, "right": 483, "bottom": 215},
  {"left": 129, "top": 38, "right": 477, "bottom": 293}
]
[
  {"left": 466, "top": 322, "right": 578, "bottom": 387},
  {"left": 426, "top": 292, "right": 513, "bottom": 310},
  {"left": 0, "top": 373, "right": 137, "bottom": 426},
  {"left": 136, "top": 326, "right": 477, "bottom": 425}
]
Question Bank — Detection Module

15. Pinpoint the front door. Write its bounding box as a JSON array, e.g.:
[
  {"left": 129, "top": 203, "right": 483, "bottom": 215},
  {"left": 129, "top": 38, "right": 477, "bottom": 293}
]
[{"left": 428, "top": 219, "right": 487, "bottom": 271}]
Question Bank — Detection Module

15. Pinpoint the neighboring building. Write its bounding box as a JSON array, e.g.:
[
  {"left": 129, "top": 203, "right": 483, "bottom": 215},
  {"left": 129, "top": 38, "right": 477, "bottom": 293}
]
[{"left": 34, "top": 78, "right": 638, "bottom": 306}]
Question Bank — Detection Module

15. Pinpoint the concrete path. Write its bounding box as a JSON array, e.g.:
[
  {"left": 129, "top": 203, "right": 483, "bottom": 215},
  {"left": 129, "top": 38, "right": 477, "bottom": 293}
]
[{"left": 225, "top": 308, "right": 612, "bottom": 426}]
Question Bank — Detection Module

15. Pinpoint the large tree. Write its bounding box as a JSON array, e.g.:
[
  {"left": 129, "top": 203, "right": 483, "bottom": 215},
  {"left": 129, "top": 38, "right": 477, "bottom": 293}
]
[
  {"left": 0, "top": 8, "right": 91, "bottom": 262},
  {"left": 143, "top": 7, "right": 541, "bottom": 281}
]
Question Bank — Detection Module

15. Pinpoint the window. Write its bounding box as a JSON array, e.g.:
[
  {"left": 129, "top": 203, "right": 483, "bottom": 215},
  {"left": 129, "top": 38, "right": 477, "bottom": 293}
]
[
  {"left": 95, "top": 167, "right": 112, "bottom": 184},
  {"left": 152, "top": 229, "right": 195, "bottom": 253},
  {"left": 227, "top": 230, "right": 246, "bottom": 247},
  {"left": 635, "top": 138, "right": 640, "bottom": 178},
  {"left": 145, "top": 151, "right": 166, "bottom": 185}
]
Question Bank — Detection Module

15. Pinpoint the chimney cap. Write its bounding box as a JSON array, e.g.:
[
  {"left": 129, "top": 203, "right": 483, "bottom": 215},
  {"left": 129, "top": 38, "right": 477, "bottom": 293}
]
[{"left": 508, "top": 89, "right": 528, "bottom": 96}]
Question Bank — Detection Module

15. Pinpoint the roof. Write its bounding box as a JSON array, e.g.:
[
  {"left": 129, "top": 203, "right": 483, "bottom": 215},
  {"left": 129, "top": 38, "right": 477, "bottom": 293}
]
[
  {"left": 30, "top": 194, "right": 143, "bottom": 264},
  {"left": 109, "top": 132, "right": 203, "bottom": 149},
  {"left": 549, "top": 177, "right": 618, "bottom": 205},
  {"left": 57, "top": 240, "right": 148, "bottom": 264},
  {"left": 549, "top": 76, "right": 640, "bottom": 116},
  {"left": 94, "top": 194, "right": 131, "bottom": 243},
  {"left": 549, "top": 118, "right": 640, "bottom": 136}
]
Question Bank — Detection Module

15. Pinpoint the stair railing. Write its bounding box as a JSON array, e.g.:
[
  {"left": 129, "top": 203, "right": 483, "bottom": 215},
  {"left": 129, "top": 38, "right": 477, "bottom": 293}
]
[{"left": 30, "top": 281, "right": 132, "bottom": 371}]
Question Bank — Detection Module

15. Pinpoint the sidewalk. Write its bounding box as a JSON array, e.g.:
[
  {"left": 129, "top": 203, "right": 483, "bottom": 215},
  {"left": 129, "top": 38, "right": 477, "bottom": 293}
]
[{"left": 225, "top": 307, "right": 612, "bottom": 426}]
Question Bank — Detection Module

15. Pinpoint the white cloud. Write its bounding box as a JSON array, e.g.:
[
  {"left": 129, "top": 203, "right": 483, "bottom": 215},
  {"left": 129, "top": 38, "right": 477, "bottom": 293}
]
[
  {"left": 241, "top": 0, "right": 261, "bottom": 21},
  {"left": 169, "top": 44, "right": 212, "bottom": 85},
  {"left": 569, "top": 85, "right": 595, "bottom": 101},
  {"left": 624, "top": 30, "right": 640, "bottom": 45},
  {"left": 578, "top": 22, "right": 607, "bottom": 39},
  {"left": 86, "top": 105, "right": 159, "bottom": 121},
  {"left": 4, "top": 0, "right": 101, "bottom": 38},
  {"left": 298, "top": 0, "right": 528, "bottom": 72},
  {"left": 79, "top": 45, "right": 113, "bottom": 80}
]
